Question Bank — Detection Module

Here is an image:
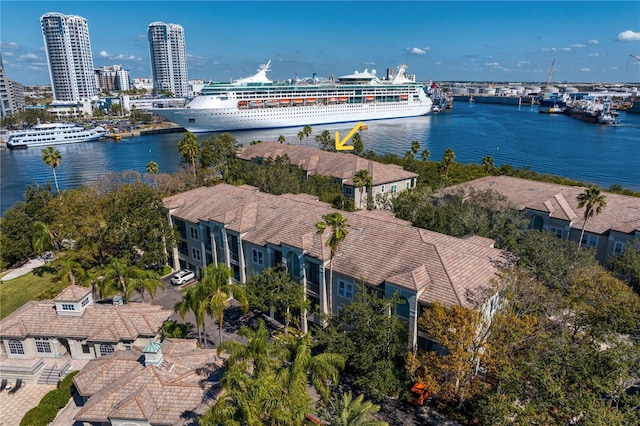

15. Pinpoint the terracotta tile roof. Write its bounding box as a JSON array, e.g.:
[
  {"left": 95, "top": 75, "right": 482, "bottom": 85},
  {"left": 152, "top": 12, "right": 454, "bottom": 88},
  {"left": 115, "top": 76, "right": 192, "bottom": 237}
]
[
  {"left": 164, "top": 184, "right": 510, "bottom": 309},
  {"left": 54, "top": 284, "right": 91, "bottom": 302},
  {"left": 237, "top": 142, "right": 418, "bottom": 185},
  {"left": 0, "top": 297, "right": 172, "bottom": 340},
  {"left": 74, "top": 339, "right": 222, "bottom": 425},
  {"left": 450, "top": 176, "right": 640, "bottom": 235}
]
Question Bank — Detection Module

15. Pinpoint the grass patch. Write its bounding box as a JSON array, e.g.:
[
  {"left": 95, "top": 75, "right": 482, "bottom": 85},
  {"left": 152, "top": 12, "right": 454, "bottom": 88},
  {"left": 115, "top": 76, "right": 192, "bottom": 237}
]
[{"left": 0, "top": 271, "right": 64, "bottom": 320}]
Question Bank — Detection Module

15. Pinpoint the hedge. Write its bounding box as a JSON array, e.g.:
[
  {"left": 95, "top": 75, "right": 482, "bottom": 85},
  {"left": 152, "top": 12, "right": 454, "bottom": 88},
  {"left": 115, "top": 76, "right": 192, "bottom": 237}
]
[{"left": 19, "top": 371, "right": 79, "bottom": 426}]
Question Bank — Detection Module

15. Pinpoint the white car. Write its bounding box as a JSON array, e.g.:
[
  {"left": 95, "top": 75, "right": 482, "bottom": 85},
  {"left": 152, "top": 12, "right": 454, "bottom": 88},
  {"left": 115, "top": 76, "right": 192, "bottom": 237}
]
[{"left": 171, "top": 269, "right": 195, "bottom": 286}]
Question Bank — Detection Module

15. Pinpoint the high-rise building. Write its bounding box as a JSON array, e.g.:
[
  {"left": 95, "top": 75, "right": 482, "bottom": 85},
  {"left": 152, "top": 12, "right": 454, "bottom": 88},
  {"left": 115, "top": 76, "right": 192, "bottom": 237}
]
[
  {"left": 0, "top": 54, "right": 11, "bottom": 118},
  {"left": 95, "top": 65, "right": 131, "bottom": 92},
  {"left": 147, "top": 22, "right": 188, "bottom": 97},
  {"left": 41, "top": 12, "right": 97, "bottom": 102}
]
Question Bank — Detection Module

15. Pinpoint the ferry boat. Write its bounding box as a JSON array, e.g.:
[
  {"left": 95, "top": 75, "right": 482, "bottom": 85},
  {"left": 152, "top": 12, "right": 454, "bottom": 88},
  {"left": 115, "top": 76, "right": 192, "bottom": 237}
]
[
  {"left": 151, "top": 61, "right": 433, "bottom": 133},
  {"left": 6, "top": 122, "right": 106, "bottom": 149}
]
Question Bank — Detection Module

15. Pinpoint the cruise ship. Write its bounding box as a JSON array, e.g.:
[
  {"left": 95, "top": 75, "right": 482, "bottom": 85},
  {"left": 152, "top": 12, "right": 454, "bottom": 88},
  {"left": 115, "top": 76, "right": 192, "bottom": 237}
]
[
  {"left": 7, "top": 122, "right": 106, "bottom": 149},
  {"left": 151, "top": 61, "right": 433, "bottom": 133}
]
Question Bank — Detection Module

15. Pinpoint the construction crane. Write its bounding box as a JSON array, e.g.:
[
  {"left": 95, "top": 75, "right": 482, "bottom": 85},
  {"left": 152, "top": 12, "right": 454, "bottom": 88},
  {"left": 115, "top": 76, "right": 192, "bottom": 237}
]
[
  {"left": 545, "top": 59, "right": 556, "bottom": 89},
  {"left": 627, "top": 54, "right": 640, "bottom": 72}
]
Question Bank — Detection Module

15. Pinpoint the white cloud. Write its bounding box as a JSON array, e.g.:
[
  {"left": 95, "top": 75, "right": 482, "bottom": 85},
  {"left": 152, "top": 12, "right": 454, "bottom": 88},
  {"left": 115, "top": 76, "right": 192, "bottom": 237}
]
[
  {"left": 541, "top": 47, "right": 571, "bottom": 52},
  {"left": 99, "top": 50, "right": 141, "bottom": 61},
  {"left": 516, "top": 60, "right": 529, "bottom": 67},
  {"left": 617, "top": 30, "right": 640, "bottom": 41},
  {"left": 0, "top": 42, "right": 20, "bottom": 50},
  {"left": 588, "top": 39, "right": 598, "bottom": 44},
  {"left": 99, "top": 50, "right": 111, "bottom": 58},
  {"left": 2, "top": 52, "right": 14, "bottom": 57},
  {"left": 580, "top": 67, "right": 591, "bottom": 72},
  {"left": 571, "top": 44, "right": 587, "bottom": 48},
  {"left": 588, "top": 53, "right": 600, "bottom": 57},
  {"left": 18, "top": 53, "right": 39, "bottom": 61},
  {"left": 485, "top": 62, "right": 500, "bottom": 68},
  {"left": 408, "top": 47, "right": 430, "bottom": 55}
]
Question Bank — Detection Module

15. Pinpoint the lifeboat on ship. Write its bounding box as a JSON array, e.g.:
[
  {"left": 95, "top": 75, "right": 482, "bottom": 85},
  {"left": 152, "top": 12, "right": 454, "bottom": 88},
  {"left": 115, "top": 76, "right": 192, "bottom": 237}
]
[
  {"left": 328, "top": 97, "right": 338, "bottom": 103},
  {"left": 292, "top": 98, "right": 304, "bottom": 105},
  {"left": 338, "top": 96, "right": 348, "bottom": 103},
  {"left": 249, "top": 100, "right": 263, "bottom": 107},
  {"left": 305, "top": 98, "right": 317, "bottom": 104},
  {"left": 279, "top": 99, "right": 291, "bottom": 105},
  {"left": 237, "top": 100, "right": 248, "bottom": 108},
  {"left": 365, "top": 96, "right": 375, "bottom": 102},
  {"left": 400, "top": 94, "right": 409, "bottom": 100}
]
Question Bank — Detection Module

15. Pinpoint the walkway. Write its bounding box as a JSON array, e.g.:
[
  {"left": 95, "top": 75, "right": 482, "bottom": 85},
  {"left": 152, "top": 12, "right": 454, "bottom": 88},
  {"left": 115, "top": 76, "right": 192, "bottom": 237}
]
[{"left": 0, "top": 383, "right": 56, "bottom": 425}]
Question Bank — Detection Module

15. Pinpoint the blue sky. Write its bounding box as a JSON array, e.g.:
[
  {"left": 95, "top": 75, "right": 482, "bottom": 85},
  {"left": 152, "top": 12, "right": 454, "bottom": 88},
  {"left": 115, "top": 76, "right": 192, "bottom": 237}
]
[{"left": 1, "top": 1, "right": 639, "bottom": 85}]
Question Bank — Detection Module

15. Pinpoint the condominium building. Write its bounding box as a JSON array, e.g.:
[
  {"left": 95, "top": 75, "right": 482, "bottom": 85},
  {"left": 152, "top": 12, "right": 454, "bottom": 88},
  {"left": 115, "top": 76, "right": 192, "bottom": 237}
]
[
  {"left": 95, "top": 64, "right": 131, "bottom": 92},
  {"left": 0, "top": 54, "right": 11, "bottom": 118},
  {"left": 40, "top": 12, "right": 97, "bottom": 102},
  {"left": 147, "top": 22, "right": 189, "bottom": 97}
]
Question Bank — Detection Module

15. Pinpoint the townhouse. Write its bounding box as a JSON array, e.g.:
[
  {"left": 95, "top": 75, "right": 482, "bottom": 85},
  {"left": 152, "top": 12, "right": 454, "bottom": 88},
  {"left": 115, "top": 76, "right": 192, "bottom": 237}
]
[
  {"left": 163, "top": 184, "right": 512, "bottom": 350},
  {"left": 237, "top": 142, "right": 418, "bottom": 209},
  {"left": 451, "top": 176, "right": 640, "bottom": 264}
]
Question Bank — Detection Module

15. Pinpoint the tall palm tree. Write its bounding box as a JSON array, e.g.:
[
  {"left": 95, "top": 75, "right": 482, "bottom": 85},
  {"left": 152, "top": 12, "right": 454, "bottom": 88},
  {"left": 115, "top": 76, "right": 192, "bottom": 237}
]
[
  {"left": 420, "top": 149, "right": 431, "bottom": 162},
  {"left": 201, "top": 263, "right": 249, "bottom": 344},
  {"left": 303, "top": 124, "right": 312, "bottom": 146},
  {"left": 278, "top": 134, "right": 286, "bottom": 144},
  {"left": 352, "top": 169, "right": 373, "bottom": 210},
  {"left": 442, "top": 148, "right": 456, "bottom": 178},
  {"left": 316, "top": 212, "right": 350, "bottom": 315},
  {"left": 100, "top": 257, "right": 163, "bottom": 302},
  {"left": 482, "top": 155, "right": 495, "bottom": 175},
  {"left": 145, "top": 160, "right": 159, "bottom": 174},
  {"left": 31, "top": 220, "right": 55, "bottom": 255},
  {"left": 410, "top": 140, "right": 421, "bottom": 158},
  {"left": 177, "top": 131, "right": 200, "bottom": 178},
  {"left": 351, "top": 132, "right": 364, "bottom": 156},
  {"left": 42, "top": 146, "right": 62, "bottom": 192},
  {"left": 175, "top": 283, "right": 209, "bottom": 346},
  {"left": 576, "top": 186, "right": 607, "bottom": 247},
  {"left": 297, "top": 130, "right": 305, "bottom": 145},
  {"left": 322, "top": 391, "right": 388, "bottom": 426}
]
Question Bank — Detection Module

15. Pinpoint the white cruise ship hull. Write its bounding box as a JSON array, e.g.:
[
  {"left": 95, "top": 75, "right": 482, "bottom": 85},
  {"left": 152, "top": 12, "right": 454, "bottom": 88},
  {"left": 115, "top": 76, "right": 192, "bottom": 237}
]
[{"left": 154, "top": 100, "right": 432, "bottom": 133}]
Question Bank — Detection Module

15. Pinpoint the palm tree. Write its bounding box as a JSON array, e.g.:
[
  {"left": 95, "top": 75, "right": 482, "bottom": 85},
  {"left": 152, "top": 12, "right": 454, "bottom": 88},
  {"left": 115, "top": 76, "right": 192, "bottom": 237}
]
[
  {"left": 42, "top": 146, "right": 62, "bottom": 192},
  {"left": 351, "top": 132, "right": 364, "bottom": 156},
  {"left": 316, "top": 212, "right": 350, "bottom": 315},
  {"left": 410, "top": 140, "right": 421, "bottom": 158},
  {"left": 442, "top": 148, "right": 456, "bottom": 178},
  {"left": 278, "top": 134, "right": 286, "bottom": 144},
  {"left": 303, "top": 124, "right": 312, "bottom": 146},
  {"left": 100, "top": 257, "right": 163, "bottom": 302},
  {"left": 352, "top": 169, "right": 373, "bottom": 210},
  {"left": 482, "top": 155, "right": 495, "bottom": 175},
  {"left": 145, "top": 160, "right": 159, "bottom": 174},
  {"left": 322, "top": 391, "right": 388, "bottom": 426},
  {"left": 201, "top": 263, "right": 249, "bottom": 344},
  {"left": 31, "top": 221, "right": 55, "bottom": 255},
  {"left": 576, "top": 186, "right": 607, "bottom": 247},
  {"left": 297, "top": 130, "right": 305, "bottom": 145},
  {"left": 420, "top": 149, "right": 431, "bottom": 162},
  {"left": 177, "top": 131, "right": 200, "bottom": 177},
  {"left": 175, "top": 283, "right": 209, "bottom": 346}
]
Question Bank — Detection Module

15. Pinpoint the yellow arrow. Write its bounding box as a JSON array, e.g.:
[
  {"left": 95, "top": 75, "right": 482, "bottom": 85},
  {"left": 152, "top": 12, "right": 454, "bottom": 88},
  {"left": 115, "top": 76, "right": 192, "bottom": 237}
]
[{"left": 335, "top": 122, "right": 363, "bottom": 151}]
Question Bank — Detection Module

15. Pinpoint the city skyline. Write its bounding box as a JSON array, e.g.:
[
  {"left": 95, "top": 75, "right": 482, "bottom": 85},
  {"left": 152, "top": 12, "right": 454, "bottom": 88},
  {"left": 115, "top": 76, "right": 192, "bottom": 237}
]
[{"left": 1, "top": 1, "right": 639, "bottom": 86}]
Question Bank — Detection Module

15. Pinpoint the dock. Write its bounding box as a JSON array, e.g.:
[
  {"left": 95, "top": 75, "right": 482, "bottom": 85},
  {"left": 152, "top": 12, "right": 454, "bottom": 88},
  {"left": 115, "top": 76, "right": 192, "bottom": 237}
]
[{"left": 453, "top": 95, "right": 536, "bottom": 106}]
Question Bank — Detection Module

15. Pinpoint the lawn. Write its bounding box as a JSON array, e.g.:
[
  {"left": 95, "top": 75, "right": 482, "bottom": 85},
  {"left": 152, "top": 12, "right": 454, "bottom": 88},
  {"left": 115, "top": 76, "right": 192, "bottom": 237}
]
[{"left": 0, "top": 268, "right": 65, "bottom": 320}]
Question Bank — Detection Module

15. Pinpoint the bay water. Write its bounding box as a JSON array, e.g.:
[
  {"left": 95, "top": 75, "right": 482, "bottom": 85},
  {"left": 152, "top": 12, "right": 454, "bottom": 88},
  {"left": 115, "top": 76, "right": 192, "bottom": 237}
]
[{"left": 2, "top": 102, "right": 639, "bottom": 215}]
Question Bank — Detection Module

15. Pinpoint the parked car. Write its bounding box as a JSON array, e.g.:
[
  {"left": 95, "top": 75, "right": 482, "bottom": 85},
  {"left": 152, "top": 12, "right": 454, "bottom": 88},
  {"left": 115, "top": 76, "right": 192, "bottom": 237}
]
[{"left": 171, "top": 269, "right": 195, "bottom": 286}]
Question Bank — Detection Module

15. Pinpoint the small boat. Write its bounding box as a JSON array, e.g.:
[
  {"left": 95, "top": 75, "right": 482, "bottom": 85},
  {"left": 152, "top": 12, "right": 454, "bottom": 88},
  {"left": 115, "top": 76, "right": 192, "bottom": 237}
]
[
  {"left": 305, "top": 98, "right": 317, "bottom": 103},
  {"left": 266, "top": 99, "right": 278, "bottom": 107},
  {"left": 292, "top": 98, "right": 304, "bottom": 104},
  {"left": 279, "top": 99, "right": 291, "bottom": 105},
  {"left": 400, "top": 94, "right": 409, "bottom": 100},
  {"left": 338, "top": 96, "right": 348, "bottom": 103},
  {"left": 539, "top": 103, "right": 564, "bottom": 114},
  {"left": 237, "top": 100, "right": 248, "bottom": 107},
  {"left": 365, "top": 96, "right": 375, "bottom": 101},
  {"left": 249, "top": 100, "right": 263, "bottom": 107},
  {"left": 328, "top": 97, "right": 337, "bottom": 103}
]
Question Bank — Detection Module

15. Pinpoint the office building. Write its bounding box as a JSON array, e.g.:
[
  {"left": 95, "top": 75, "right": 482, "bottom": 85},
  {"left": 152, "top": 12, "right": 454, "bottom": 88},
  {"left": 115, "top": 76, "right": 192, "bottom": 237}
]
[
  {"left": 147, "top": 22, "right": 188, "bottom": 97},
  {"left": 95, "top": 65, "right": 131, "bottom": 92},
  {"left": 41, "top": 12, "right": 97, "bottom": 102}
]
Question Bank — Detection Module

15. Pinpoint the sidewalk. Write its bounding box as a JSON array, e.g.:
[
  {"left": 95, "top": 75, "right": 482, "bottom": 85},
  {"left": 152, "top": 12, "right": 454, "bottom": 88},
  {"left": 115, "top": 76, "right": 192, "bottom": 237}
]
[
  {"left": 0, "top": 383, "right": 56, "bottom": 425},
  {"left": 0, "top": 258, "right": 46, "bottom": 281}
]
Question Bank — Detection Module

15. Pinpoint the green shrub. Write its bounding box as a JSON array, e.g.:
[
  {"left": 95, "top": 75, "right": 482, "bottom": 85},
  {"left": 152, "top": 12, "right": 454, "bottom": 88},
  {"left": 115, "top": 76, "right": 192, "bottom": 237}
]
[
  {"left": 20, "top": 404, "right": 58, "bottom": 426},
  {"left": 40, "top": 388, "right": 70, "bottom": 409},
  {"left": 59, "top": 371, "right": 78, "bottom": 391}
]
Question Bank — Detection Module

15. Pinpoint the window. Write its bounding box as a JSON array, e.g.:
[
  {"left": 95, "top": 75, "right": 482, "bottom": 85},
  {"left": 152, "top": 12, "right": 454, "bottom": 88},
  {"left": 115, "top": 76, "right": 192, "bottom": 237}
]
[
  {"left": 548, "top": 226, "right": 564, "bottom": 239},
  {"left": 98, "top": 344, "right": 115, "bottom": 356},
  {"left": 337, "top": 279, "right": 353, "bottom": 300},
  {"left": 192, "top": 248, "right": 201, "bottom": 261},
  {"left": 82, "top": 344, "right": 91, "bottom": 354},
  {"left": 61, "top": 304, "right": 75, "bottom": 311},
  {"left": 190, "top": 226, "right": 199, "bottom": 240},
  {"left": 613, "top": 241, "right": 626, "bottom": 255},
  {"left": 81, "top": 297, "right": 89, "bottom": 307},
  {"left": 391, "top": 184, "right": 397, "bottom": 193},
  {"left": 8, "top": 339, "right": 25, "bottom": 355},
  {"left": 380, "top": 185, "right": 385, "bottom": 193},
  {"left": 252, "top": 248, "right": 264, "bottom": 266},
  {"left": 35, "top": 338, "right": 52, "bottom": 353},
  {"left": 581, "top": 234, "right": 598, "bottom": 248}
]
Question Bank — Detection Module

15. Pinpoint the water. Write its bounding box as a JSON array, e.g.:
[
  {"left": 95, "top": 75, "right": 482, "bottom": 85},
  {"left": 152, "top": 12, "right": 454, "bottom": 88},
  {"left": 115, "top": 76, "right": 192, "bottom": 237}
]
[{"left": 2, "top": 103, "right": 639, "bottom": 215}]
